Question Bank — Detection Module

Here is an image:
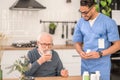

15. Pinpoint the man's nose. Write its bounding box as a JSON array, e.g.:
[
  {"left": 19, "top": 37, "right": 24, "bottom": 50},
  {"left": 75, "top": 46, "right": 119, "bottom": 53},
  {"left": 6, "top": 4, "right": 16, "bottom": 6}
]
[{"left": 45, "top": 45, "right": 49, "bottom": 49}]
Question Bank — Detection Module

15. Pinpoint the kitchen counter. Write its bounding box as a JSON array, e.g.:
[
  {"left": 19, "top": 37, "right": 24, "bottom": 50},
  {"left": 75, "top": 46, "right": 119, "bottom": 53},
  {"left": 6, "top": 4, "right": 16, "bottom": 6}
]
[
  {"left": 3, "top": 76, "right": 82, "bottom": 80},
  {"left": 2, "top": 45, "right": 75, "bottom": 50}
]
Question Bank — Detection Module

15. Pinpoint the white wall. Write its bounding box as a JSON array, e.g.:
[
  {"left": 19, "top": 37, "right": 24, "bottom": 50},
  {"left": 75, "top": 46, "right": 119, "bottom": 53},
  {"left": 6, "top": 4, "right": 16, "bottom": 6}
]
[
  {"left": 1, "top": 0, "right": 119, "bottom": 45},
  {"left": 0, "top": 0, "right": 80, "bottom": 45}
]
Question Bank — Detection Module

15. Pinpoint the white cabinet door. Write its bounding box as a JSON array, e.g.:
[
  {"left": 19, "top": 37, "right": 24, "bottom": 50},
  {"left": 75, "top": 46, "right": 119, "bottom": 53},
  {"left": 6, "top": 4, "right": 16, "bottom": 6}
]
[
  {"left": 112, "top": 10, "right": 120, "bottom": 25},
  {"left": 1, "top": 50, "right": 28, "bottom": 78},
  {"left": 64, "top": 63, "right": 81, "bottom": 76},
  {"left": 56, "top": 49, "right": 81, "bottom": 76}
]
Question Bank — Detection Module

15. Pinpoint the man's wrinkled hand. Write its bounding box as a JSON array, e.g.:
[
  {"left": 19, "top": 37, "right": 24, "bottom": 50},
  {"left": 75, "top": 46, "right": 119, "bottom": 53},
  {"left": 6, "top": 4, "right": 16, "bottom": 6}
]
[{"left": 60, "top": 69, "right": 69, "bottom": 77}]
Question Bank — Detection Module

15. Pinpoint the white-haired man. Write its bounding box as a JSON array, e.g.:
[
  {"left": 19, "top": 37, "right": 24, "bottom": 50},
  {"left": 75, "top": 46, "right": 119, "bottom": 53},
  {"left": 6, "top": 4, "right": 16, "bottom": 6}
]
[{"left": 24, "top": 32, "right": 68, "bottom": 77}]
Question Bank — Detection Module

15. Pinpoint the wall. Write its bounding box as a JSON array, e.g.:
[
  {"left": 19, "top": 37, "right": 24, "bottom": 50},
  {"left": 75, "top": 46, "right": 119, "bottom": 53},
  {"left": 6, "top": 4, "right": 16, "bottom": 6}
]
[
  {"left": 0, "top": 0, "right": 119, "bottom": 45},
  {"left": 0, "top": 0, "right": 80, "bottom": 45}
]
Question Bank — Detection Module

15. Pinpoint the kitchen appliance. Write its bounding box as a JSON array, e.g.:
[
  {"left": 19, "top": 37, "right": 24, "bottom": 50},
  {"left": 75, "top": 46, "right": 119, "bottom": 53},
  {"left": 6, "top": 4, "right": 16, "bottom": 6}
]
[
  {"left": 10, "top": 0, "right": 46, "bottom": 10},
  {"left": 12, "top": 40, "right": 37, "bottom": 48}
]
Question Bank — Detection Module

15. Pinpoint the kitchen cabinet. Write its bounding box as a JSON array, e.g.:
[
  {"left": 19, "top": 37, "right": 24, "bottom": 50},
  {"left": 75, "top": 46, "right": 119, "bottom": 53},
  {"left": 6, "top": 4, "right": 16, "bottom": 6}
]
[
  {"left": 1, "top": 49, "right": 81, "bottom": 78},
  {"left": 56, "top": 49, "right": 81, "bottom": 76},
  {"left": 112, "top": 10, "right": 120, "bottom": 25},
  {"left": 1, "top": 50, "right": 29, "bottom": 78}
]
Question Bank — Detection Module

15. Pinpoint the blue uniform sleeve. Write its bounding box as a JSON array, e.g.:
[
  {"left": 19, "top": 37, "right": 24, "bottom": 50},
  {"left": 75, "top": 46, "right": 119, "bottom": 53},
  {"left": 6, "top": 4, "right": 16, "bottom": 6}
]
[
  {"left": 106, "top": 19, "right": 120, "bottom": 42},
  {"left": 73, "top": 19, "right": 83, "bottom": 43}
]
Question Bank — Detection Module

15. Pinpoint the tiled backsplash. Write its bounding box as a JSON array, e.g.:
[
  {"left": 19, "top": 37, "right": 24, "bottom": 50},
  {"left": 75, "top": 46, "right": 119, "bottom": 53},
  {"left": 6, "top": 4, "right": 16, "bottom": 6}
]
[
  {"left": 1, "top": 0, "right": 119, "bottom": 46},
  {"left": 0, "top": 10, "right": 41, "bottom": 45},
  {"left": 0, "top": 11, "right": 78, "bottom": 46}
]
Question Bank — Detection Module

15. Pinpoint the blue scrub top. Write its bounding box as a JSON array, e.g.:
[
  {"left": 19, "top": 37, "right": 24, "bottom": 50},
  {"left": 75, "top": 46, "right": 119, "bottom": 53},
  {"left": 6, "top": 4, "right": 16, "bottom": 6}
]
[
  {"left": 73, "top": 13, "right": 120, "bottom": 80},
  {"left": 73, "top": 13, "right": 119, "bottom": 52}
]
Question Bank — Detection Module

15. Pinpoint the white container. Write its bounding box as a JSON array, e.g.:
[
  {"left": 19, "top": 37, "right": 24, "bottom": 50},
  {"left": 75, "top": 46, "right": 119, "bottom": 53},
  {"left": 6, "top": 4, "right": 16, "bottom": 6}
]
[
  {"left": 96, "top": 71, "right": 100, "bottom": 80},
  {"left": 86, "top": 49, "right": 91, "bottom": 53},
  {"left": 82, "top": 71, "right": 89, "bottom": 80},
  {"left": 45, "top": 50, "right": 52, "bottom": 62},
  {"left": 90, "top": 73, "right": 96, "bottom": 80}
]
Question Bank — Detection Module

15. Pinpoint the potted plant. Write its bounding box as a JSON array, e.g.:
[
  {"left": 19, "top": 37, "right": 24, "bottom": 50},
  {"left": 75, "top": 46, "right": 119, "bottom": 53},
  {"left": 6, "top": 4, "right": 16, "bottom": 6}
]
[
  {"left": 95, "top": 0, "right": 112, "bottom": 17},
  {"left": 6, "top": 56, "right": 30, "bottom": 80},
  {"left": 49, "top": 22, "right": 57, "bottom": 34}
]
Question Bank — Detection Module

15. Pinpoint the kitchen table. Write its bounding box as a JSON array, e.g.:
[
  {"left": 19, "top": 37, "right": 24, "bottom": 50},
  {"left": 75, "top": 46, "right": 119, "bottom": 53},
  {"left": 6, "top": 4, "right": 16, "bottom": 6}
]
[{"left": 3, "top": 76, "right": 82, "bottom": 80}]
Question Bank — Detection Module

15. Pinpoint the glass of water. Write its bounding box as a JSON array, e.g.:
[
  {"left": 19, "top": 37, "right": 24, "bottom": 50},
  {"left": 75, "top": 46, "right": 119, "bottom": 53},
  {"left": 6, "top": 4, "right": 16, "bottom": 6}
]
[{"left": 46, "top": 50, "right": 52, "bottom": 62}]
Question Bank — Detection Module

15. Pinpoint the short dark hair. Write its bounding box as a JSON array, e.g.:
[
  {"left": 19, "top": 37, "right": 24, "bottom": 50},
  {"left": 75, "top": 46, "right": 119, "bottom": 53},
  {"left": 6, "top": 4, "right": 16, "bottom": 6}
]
[{"left": 80, "top": 0, "right": 96, "bottom": 7}]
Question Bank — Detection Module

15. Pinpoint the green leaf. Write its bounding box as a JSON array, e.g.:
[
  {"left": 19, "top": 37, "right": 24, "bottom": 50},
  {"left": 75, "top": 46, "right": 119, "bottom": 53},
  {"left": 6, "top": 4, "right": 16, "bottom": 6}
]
[
  {"left": 102, "top": 9, "right": 107, "bottom": 15},
  {"left": 100, "top": 1, "right": 107, "bottom": 7},
  {"left": 105, "top": 12, "right": 110, "bottom": 17},
  {"left": 102, "top": 9, "right": 110, "bottom": 17},
  {"left": 107, "top": 8, "right": 112, "bottom": 13},
  {"left": 94, "top": 0, "right": 97, "bottom": 3},
  {"left": 49, "top": 23, "right": 57, "bottom": 30},
  {"left": 6, "top": 56, "right": 30, "bottom": 74},
  {"left": 107, "top": 0, "right": 112, "bottom": 5},
  {"left": 95, "top": 4, "right": 100, "bottom": 12},
  {"left": 94, "top": 0, "right": 112, "bottom": 17},
  {"left": 6, "top": 65, "right": 15, "bottom": 74}
]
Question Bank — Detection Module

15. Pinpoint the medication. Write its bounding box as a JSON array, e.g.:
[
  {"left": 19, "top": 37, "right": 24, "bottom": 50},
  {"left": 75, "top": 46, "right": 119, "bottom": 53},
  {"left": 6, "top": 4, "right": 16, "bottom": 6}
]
[
  {"left": 96, "top": 71, "right": 100, "bottom": 80},
  {"left": 86, "top": 49, "right": 91, "bottom": 53},
  {"left": 82, "top": 71, "right": 89, "bottom": 80},
  {"left": 90, "top": 71, "right": 101, "bottom": 80},
  {"left": 90, "top": 73, "right": 96, "bottom": 80}
]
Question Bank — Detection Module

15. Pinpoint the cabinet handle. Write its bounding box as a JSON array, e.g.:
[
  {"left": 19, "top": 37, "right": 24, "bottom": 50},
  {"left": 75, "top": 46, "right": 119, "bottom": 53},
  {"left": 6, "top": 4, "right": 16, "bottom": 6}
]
[
  {"left": 111, "top": 57, "right": 120, "bottom": 60},
  {"left": 72, "top": 55, "right": 80, "bottom": 57}
]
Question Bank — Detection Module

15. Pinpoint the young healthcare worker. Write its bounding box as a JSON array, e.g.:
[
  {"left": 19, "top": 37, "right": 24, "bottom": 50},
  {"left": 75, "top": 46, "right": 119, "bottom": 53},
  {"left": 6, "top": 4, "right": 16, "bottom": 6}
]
[{"left": 73, "top": 0, "right": 120, "bottom": 80}]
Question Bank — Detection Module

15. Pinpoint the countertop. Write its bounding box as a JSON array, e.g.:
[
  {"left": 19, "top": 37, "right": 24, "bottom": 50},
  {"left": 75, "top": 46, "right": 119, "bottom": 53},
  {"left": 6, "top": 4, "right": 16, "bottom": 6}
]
[
  {"left": 3, "top": 76, "right": 82, "bottom": 80},
  {"left": 2, "top": 45, "right": 75, "bottom": 50}
]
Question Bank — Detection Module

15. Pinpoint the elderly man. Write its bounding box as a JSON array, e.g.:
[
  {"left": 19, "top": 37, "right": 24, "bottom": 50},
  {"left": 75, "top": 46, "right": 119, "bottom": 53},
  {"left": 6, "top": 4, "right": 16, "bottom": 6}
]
[{"left": 25, "top": 32, "right": 68, "bottom": 77}]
